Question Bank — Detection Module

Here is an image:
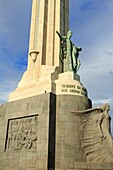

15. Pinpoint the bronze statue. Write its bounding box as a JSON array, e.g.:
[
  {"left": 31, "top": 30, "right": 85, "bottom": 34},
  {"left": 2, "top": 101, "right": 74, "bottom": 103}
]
[{"left": 56, "top": 30, "right": 82, "bottom": 73}]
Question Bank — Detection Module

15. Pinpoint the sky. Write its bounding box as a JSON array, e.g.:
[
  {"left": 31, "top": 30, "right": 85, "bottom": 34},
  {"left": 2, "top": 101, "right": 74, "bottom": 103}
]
[
  {"left": 0, "top": 0, "right": 113, "bottom": 128},
  {"left": 70, "top": 0, "right": 113, "bottom": 115}
]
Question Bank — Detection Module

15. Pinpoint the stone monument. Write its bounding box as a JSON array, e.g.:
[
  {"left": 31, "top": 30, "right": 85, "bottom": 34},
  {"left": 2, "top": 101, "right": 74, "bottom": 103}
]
[
  {"left": 9, "top": 0, "right": 69, "bottom": 101},
  {"left": 0, "top": 0, "right": 113, "bottom": 170}
]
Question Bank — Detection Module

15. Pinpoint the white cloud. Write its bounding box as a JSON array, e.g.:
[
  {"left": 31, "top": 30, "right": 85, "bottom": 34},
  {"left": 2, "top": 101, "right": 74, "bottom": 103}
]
[{"left": 92, "top": 99, "right": 112, "bottom": 106}]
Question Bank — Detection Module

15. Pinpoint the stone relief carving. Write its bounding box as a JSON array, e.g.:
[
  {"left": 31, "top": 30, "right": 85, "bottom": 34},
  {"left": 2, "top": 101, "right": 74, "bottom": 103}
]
[
  {"left": 6, "top": 115, "right": 38, "bottom": 151},
  {"left": 70, "top": 104, "right": 113, "bottom": 162}
]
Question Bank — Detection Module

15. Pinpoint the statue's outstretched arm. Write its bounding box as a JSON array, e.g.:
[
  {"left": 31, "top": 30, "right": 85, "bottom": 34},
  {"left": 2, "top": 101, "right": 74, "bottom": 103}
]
[
  {"left": 77, "top": 46, "right": 82, "bottom": 51},
  {"left": 56, "top": 31, "right": 62, "bottom": 40}
]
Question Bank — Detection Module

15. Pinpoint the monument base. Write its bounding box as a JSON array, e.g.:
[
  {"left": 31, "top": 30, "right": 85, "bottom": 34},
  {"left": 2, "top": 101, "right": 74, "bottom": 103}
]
[
  {"left": 74, "top": 162, "right": 113, "bottom": 170},
  {"left": 0, "top": 93, "right": 56, "bottom": 170},
  {"left": 0, "top": 93, "right": 92, "bottom": 170},
  {"left": 0, "top": 93, "right": 113, "bottom": 169}
]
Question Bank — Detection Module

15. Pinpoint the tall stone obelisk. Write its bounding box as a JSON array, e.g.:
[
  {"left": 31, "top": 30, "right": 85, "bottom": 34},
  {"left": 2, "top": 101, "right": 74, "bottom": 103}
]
[
  {"left": 9, "top": 0, "right": 69, "bottom": 101},
  {"left": 28, "top": 0, "right": 69, "bottom": 68}
]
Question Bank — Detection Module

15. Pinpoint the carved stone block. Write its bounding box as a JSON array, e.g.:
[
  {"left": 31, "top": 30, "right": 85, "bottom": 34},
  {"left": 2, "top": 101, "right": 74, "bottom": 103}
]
[{"left": 6, "top": 115, "right": 38, "bottom": 151}]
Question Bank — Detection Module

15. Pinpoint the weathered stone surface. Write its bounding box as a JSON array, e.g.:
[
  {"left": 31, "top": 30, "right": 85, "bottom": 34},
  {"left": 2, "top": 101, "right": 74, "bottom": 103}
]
[
  {"left": 6, "top": 115, "right": 38, "bottom": 151},
  {"left": 74, "top": 162, "right": 113, "bottom": 169},
  {"left": 1, "top": 93, "right": 113, "bottom": 170},
  {"left": 55, "top": 94, "right": 92, "bottom": 169},
  {"left": 0, "top": 92, "right": 92, "bottom": 170},
  {"left": 0, "top": 93, "right": 56, "bottom": 170}
]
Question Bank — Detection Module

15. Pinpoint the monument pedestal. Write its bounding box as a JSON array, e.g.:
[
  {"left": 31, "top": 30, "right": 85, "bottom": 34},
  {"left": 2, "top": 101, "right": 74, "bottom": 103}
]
[
  {"left": 74, "top": 162, "right": 113, "bottom": 170},
  {"left": 55, "top": 94, "right": 91, "bottom": 170},
  {"left": 9, "top": 71, "right": 88, "bottom": 102},
  {"left": 0, "top": 93, "right": 56, "bottom": 170},
  {"left": 55, "top": 72, "right": 88, "bottom": 97},
  {"left": 0, "top": 92, "right": 91, "bottom": 170},
  {"left": 9, "top": 66, "right": 60, "bottom": 102}
]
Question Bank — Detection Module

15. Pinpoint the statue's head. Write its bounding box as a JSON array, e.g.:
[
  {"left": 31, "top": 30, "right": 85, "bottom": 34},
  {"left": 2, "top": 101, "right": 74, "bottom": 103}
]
[
  {"left": 67, "top": 30, "right": 73, "bottom": 38},
  {"left": 100, "top": 103, "right": 110, "bottom": 112}
]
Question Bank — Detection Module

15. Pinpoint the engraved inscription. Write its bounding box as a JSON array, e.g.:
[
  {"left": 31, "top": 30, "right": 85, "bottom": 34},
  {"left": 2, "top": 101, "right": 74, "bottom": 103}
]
[
  {"left": 6, "top": 115, "right": 38, "bottom": 151},
  {"left": 61, "top": 84, "right": 87, "bottom": 97}
]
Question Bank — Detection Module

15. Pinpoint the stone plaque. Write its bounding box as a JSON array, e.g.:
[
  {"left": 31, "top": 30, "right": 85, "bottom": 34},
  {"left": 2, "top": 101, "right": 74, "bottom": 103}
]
[{"left": 6, "top": 115, "right": 38, "bottom": 151}]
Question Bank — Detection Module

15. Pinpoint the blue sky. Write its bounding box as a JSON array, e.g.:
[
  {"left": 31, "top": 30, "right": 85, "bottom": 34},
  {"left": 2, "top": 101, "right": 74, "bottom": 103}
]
[
  {"left": 70, "top": 1, "right": 113, "bottom": 114},
  {"left": 0, "top": 0, "right": 113, "bottom": 128}
]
